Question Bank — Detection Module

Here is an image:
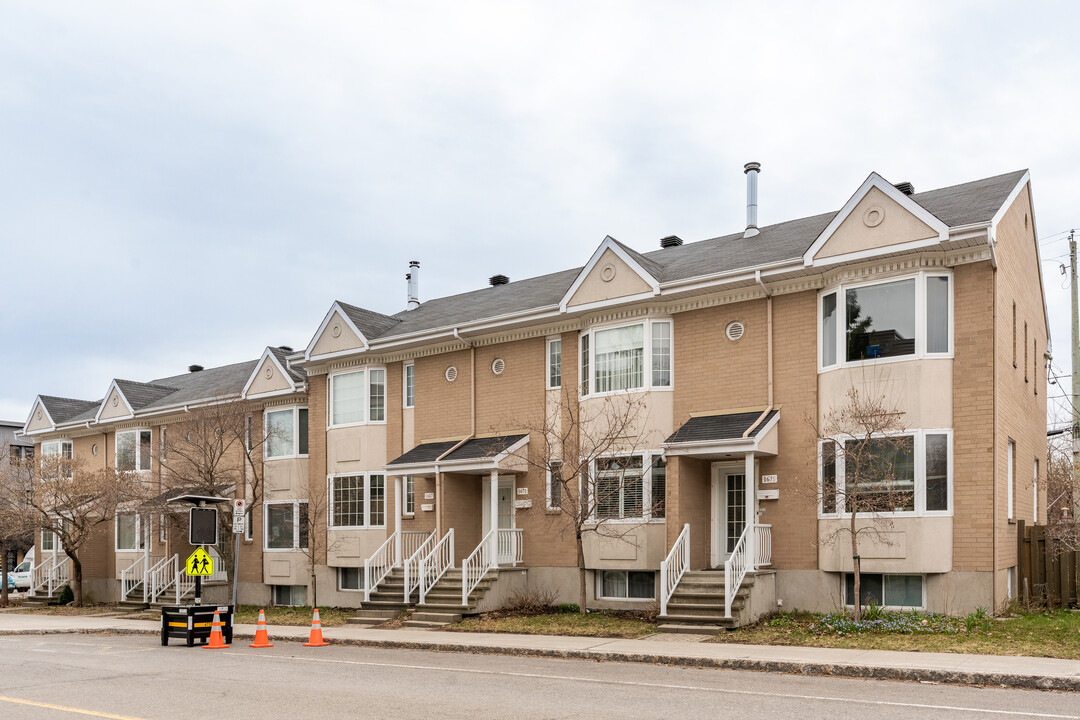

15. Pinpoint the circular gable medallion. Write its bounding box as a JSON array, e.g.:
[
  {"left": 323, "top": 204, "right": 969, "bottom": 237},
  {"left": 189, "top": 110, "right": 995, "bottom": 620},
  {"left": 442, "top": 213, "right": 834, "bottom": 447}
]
[
  {"left": 264, "top": 367, "right": 274, "bottom": 379},
  {"left": 36, "top": 409, "right": 42, "bottom": 421},
  {"left": 600, "top": 263, "right": 617, "bottom": 282},
  {"left": 112, "top": 396, "right": 119, "bottom": 407},
  {"left": 331, "top": 323, "right": 342, "bottom": 338},
  {"left": 862, "top": 205, "right": 885, "bottom": 228}
]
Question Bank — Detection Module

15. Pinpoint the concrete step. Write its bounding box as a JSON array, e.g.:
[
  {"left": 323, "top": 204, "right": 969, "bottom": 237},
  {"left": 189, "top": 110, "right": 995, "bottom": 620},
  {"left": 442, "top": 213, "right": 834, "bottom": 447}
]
[
  {"left": 408, "top": 611, "right": 462, "bottom": 625},
  {"left": 117, "top": 600, "right": 149, "bottom": 611},
  {"left": 656, "top": 623, "right": 725, "bottom": 635},
  {"left": 403, "top": 619, "right": 454, "bottom": 629},
  {"left": 659, "top": 613, "right": 739, "bottom": 627}
]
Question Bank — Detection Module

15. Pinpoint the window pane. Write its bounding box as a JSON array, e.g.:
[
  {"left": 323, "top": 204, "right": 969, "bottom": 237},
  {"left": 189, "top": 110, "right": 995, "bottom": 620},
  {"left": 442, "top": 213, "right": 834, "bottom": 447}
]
[
  {"left": 266, "top": 504, "right": 294, "bottom": 549},
  {"left": 596, "top": 456, "right": 644, "bottom": 519},
  {"left": 117, "top": 432, "right": 136, "bottom": 471},
  {"left": 298, "top": 503, "right": 309, "bottom": 550},
  {"left": 925, "top": 434, "right": 949, "bottom": 512},
  {"left": 580, "top": 334, "right": 589, "bottom": 395},
  {"left": 266, "top": 410, "right": 295, "bottom": 458},
  {"left": 627, "top": 571, "right": 655, "bottom": 599},
  {"left": 405, "top": 476, "right": 415, "bottom": 514},
  {"left": 331, "top": 476, "right": 363, "bottom": 527},
  {"left": 845, "top": 572, "right": 884, "bottom": 606},
  {"left": 369, "top": 475, "right": 385, "bottom": 526},
  {"left": 650, "top": 457, "right": 666, "bottom": 518},
  {"left": 139, "top": 431, "right": 152, "bottom": 471},
  {"left": 405, "top": 364, "right": 415, "bottom": 407},
  {"left": 332, "top": 371, "right": 366, "bottom": 425},
  {"left": 845, "top": 436, "right": 915, "bottom": 513},
  {"left": 651, "top": 322, "right": 671, "bottom": 387},
  {"left": 298, "top": 409, "right": 308, "bottom": 455},
  {"left": 548, "top": 462, "right": 562, "bottom": 509},
  {"left": 117, "top": 514, "right": 137, "bottom": 550},
  {"left": 594, "top": 325, "right": 644, "bottom": 392},
  {"left": 926, "top": 277, "right": 950, "bottom": 353},
  {"left": 821, "top": 441, "right": 837, "bottom": 514},
  {"left": 42, "top": 529, "right": 54, "bottom": 551},
  {"left": 548, "top": 340, "right": 562, "bottom": 388},
  {"left": 845, "top": 279, "right": 916, "bottom": 361},
  {"left": 822, "top": 292, "right": 837, "bottom": 366},
  {"left": 602, "top": 570, "right": 626, "bottom": 598},
  {"left": 340, "top": 567, "right": 361, "bottom": 591},
  {"left": 884, "top": 574, "right": 922, "bottom": 608},
  {"left": 369, "top": 369, "right": 386, "bottom": 422}
]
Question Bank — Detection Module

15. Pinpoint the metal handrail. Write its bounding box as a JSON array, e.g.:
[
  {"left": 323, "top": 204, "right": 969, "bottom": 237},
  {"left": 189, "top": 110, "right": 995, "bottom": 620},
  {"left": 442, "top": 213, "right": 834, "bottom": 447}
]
[
  {"left": 724, "top": 524, "right": 752, "bottom": 619},
  {"left": 364, "top": 531, "right": 398, "bottom": 603},
  {"left": 755, "top": 524, "right": 772, "bottom": 567},
  {"left": 418, "top": 529, "right": 454, "bottom": 605},
  {"left": 659, "top": 523, "right": 690, "bottom": 617},
  {"left": 462, "top": 529, "right": 494, "bottom": 606},
  {"left": 403, "top": 530, "right": 437, "bottom": 603},
  {"left": 496, "top": 528, "right": 523, "bottom": 565}
]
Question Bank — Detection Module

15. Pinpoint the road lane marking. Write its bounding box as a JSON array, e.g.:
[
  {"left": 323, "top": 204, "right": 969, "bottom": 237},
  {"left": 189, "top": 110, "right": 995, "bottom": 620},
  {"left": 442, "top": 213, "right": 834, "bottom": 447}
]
[
  {"left": 0, "top": 696, "right": 147, "bottom": 719},
  {"left": 229, "top": 651, "right": 1080, "bottom": 719}
]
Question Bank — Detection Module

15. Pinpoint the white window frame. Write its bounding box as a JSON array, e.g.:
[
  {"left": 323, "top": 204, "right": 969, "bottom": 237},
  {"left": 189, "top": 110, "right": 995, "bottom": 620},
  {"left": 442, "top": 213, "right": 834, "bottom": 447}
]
[
  {"left": 41, "top": 440, "right": 73, "bottom": 458},
  {"left": 1007, "top": 439, "right": 1015, "bottom": 521},
  {"left": 547, "top": 338, "right": 562, "bottom": 390},
  {"left": 263, "top": 500, "right": 309, "bottom": 551},
  {"left": 546, "top": 461, "right": 563, "bottom": 511},
  {"left": 403, "top": 362, "right": 415, "bottom": 409},
  {"left": 337, "top": 567, "right": 363, "bottom": 592},
  {"left": 403, "top": 476, "right": 415, "bottom": 517},
  {"left": 843, "top": 572, "right": 926, "bottom": 610},
  {"left": 327, "top": 473, "right": 387, "bottom": 530},
  {"left": 1033, "top": 458, "right": 1039, "bottom": 523},
  {"left": 578, "top": 318, "right": 673, "bottom": 399},
  {"left": 818, "top": 429, "right": 953, "bottom": 518},
  {"left": 818, "top": 271, "right": 954, "bottom": 372},
  {"left": 115, "top": 512, "right": 147, "bottom": 552},
  {"left": 588, "top": 452, "right": 666, "bottom": 523},
  {"left": 115, "top": 429, "right": 153, "bottom": 472},
  {"left": 596, "top": 569, "right": 657, "bottom": 601},
  {"left": 328, "top": 368, "right": 388, "bottom": 429},
  {"left": 263, "top": 406, "right": 308, "bottom": 460}
]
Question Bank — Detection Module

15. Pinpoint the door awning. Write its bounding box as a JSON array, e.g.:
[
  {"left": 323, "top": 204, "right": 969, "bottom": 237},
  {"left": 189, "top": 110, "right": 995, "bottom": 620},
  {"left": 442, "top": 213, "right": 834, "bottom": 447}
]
[
  {"left": 385, "top": 434, "right": 529, "bottom": 477},
  {"left": 662, "top": 408, "right": 779, "bottom": 460}
]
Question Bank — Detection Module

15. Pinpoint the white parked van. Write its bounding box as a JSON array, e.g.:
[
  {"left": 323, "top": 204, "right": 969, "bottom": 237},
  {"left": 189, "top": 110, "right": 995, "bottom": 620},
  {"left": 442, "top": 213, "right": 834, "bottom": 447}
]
[{"left": 10, "top": 548, "right": 34, "bottom": 590}]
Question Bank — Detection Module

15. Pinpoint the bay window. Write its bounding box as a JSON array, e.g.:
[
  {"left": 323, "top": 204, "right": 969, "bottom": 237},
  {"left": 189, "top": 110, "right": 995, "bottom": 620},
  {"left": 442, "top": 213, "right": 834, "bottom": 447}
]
[
  {"left": 592, "top": 453, "right": 666, "bottom": 521},
  {"left": 115, "top": 513, "right": 148, "bottom": 551},
  {"left": 328, "top": 473, "right": 386, "bottom": 529},
  {"left": 265, "top": 407, "right": 308, "bottom": 459},
  {"left": 264, "top": 501, "right": 308, "bottom": 550},
  {"left": 820, "top": 430, "right": 951, "bottom": 516},
  {"left": 329, "top": 368, "right": 387, "bottom": 427},
  {"left": 580, "top": 320, "right": 672, "bottom": 396},
  {"left": 116, "top": 430, "right": 152, "bottom": 471},
  {"left": 820, "top": 273, "right": 951, "bottom": 369}
]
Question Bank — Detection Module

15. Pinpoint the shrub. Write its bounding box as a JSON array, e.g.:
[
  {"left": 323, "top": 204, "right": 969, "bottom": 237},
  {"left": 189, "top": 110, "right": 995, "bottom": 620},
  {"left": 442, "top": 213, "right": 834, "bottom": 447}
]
[
  {"left": 965, "top": 607, "right": 992, "bottom": 633},
  {"left": 56, "top": 584, "right": 74, "bottom": 606},
  {"left": 503, "top": 585, "right": 558, "bottom": 614},
  {"left": 556, "top": 603, "right": 580, "bottom": 614}
]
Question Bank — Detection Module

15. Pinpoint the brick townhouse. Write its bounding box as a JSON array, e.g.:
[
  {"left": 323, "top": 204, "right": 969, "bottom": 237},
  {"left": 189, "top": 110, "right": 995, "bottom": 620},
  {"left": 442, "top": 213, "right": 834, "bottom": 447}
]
[{"left": 19, "top": 166, "right": 1047, "bottom": 628}]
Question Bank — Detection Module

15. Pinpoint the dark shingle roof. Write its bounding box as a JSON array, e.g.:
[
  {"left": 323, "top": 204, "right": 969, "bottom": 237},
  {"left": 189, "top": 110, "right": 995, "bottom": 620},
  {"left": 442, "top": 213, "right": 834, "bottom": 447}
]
[
  {"left": 356, "top": 171, "right": 1026, "bottom": 341},
  {"left": 115, "top": 380, "right": 179, "bottom": 410},
  {"left": 269, "top": 347, "right": 306, "bottom": 383},
  {"left": 339, "top": 302, "right": 401, "bottom": 339},
  {"left": 387, "top": 434, "right": 528, "bottom": 467},
  {"left": 665, "top": 410, "right": 778, "bottom": 444},
  {"left": 39, "top": 396, "right": 101, "bottom": 425},
  {"left": 139, "top": 360, "right": 261, "bottom": 410}
]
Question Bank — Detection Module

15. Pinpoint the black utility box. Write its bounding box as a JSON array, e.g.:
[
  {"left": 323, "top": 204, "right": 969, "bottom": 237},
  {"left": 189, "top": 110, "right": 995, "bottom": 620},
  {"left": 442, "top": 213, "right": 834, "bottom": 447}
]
[{"left": 160, "top": 605, "right": 234, "bottom": 647}]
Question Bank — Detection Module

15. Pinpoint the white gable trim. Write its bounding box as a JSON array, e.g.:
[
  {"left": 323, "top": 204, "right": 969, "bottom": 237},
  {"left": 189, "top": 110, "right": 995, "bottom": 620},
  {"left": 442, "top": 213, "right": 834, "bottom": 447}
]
[
  {"left": 94, "top": 380, "right": 135, "bottom": 423},
  {"left": 803, "top": 173, "right": 950, "bottom": 268},
  {"left": 558, "top": 236, "right": 661, "bottom": 313},
  {"left": 303, "top": 302, "right": 370, "bottom": 361},
  {"left": 989, "top": 172, "right": 1050, "bottom": 339},
  {"left": 242, "top": 347, "right": 297, "bottom": 399},
  {"left": 24, "top": 397, "right": 56, "bottom": 434}
]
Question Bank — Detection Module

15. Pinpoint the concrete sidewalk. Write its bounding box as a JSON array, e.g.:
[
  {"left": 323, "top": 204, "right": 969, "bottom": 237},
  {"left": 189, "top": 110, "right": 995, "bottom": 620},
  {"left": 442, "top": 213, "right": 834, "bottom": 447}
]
[{"left": 1, "top": 612, "right": 1077, "bottom": 691}]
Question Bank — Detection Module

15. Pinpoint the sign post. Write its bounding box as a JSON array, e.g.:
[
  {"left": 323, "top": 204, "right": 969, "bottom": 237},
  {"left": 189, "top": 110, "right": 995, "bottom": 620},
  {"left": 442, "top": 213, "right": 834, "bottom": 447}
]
[{"left": 231, "top": 499, "right": 245, "bottom": 607}]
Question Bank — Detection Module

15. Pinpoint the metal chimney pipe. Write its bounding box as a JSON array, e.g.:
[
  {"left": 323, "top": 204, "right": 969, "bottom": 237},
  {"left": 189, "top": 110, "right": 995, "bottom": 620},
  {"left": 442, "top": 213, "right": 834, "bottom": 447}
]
[
  {"left": 744, "top": 162, "right": 761, "bottom": 238},
  {"left": 407, "top": 260, "right": 420, "bottom": 310}
]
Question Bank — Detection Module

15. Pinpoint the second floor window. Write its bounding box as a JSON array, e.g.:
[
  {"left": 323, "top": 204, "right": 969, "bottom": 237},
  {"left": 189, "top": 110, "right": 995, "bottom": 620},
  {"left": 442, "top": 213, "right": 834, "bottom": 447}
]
[
  {"left": 328, "top": 473, "right": 386, "bottom": 528},
  {"left": 265, "top": 407, "right": 308, "bottom": 459},
  {"left": 547, "top": 339, "right": 562, "bottom": 389},
  {"left": 581, "top": 320, "right": 672, "bottom": 396},
  {"left": 116, "top": 430, "right": 152, "bottom": 471},
  {"left": 404, "top": 363, "right": 415, "bottom": 408},
  {"left": 591, "top": 453, "right": 666, "bottom": 522},
  {"left": 330, "top": 369, "right": 387, "bottom": 427}
]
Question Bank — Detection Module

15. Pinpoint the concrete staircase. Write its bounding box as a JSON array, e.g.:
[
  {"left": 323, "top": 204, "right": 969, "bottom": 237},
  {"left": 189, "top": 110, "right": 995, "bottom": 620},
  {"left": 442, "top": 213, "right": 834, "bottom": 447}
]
[
  {"left": 403, "top": 568, "right": 496, "bottom": 628},
  {"left": 657, "top": 570, "right": 755, "bottom": 635},
  {"left": 347, "top": 568, "right": 414, "bottom": 626}
]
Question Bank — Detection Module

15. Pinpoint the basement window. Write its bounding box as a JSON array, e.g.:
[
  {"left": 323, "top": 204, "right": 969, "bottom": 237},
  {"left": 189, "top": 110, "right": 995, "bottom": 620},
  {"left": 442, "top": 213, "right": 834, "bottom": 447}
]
[
  {"left": 338, "top": 567, "right": 364, "bottom": 592},
  {"left": 272, "top": 585, "right": 306, "bottom": 607},
  {"left": 598, "top": 570, "right": 656, "bottom": 600},
  {"left": 843, "top": 573, "right": 923, "bottom": 609}
]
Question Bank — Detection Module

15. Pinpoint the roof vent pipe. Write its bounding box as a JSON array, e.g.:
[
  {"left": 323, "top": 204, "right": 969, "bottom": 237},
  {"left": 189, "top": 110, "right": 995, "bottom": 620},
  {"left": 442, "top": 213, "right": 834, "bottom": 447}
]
[
  {"left": 743, "top": 162, "right": 761, "bottom": 238},
  {"left": 660, "top": 235, "right": 683, "bottom": 249},
  {"left": 406, "top": 261, "right": 420, "bottom": 310},
  {"left": 188, "top": 365, "right": 203, "bottom": 373},
  {"left": 489, "top": 274, "right": 509, "bottom": 287},
  {"left": 894, "top": 181, "right": 915, "bottom": 196}
]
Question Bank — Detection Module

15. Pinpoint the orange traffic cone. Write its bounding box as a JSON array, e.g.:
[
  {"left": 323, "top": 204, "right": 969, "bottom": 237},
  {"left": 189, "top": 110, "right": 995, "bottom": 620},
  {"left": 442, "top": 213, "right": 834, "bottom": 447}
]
[
  {"left": 249, "top": 609, "right": 274, "bottom": 648},
  {"left": 203, "top": 610, "right": 230, "bottom": 649},
  {"left": 302, "top": 608, "right": 329, "bottom": 647}
]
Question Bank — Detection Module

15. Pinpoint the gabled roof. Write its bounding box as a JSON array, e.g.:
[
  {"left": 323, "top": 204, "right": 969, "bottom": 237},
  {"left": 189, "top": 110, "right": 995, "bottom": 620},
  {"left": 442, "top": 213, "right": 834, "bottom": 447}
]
[
  {"left": 39, "top": 396, "right": 101, "bottom": 425},
  {"left": 115, "top": 380, "right": 179, "bottom": 410},
  {"left": 242, "top": 346, "right": 307, "bottom": 399},
  {"left": 558, "top": 235, "right": 662, "bottom": 312},
  {"left": 339, "top": 302, "right": 401, "bottom": 339}
]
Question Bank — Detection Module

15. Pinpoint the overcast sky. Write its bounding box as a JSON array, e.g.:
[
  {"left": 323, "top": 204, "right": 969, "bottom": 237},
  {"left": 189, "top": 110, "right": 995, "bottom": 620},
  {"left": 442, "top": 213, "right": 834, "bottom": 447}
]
[{"left": 2, "top": 2, "right": 1078, "bottom": 427}]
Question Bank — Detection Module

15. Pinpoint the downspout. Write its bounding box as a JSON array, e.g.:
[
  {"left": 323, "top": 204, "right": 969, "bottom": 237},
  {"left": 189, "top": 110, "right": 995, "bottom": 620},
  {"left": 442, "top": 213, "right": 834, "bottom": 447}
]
[
  {"left": 744, "top": 271, "right": 775, "bottom": 440},
  {"left": 992, "top": 259, "right": 998, "bottom": 613},
  {"left": 438, "top": 328, "right": 477, "bottom": 537}
]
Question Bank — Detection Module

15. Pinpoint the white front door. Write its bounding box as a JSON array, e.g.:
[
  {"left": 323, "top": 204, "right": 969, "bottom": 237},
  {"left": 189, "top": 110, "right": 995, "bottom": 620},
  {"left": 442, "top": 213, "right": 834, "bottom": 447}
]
[{"left": 497, "top": 485, "right": 513, "bottom": 529}]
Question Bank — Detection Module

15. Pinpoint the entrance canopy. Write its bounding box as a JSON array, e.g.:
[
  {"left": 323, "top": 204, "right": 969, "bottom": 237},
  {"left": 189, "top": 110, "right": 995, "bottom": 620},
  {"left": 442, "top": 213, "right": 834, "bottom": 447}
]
[
  {"left": 385, "top": 434, "right": 529, "bottom": 478},
  {"left": 662, "top": 408, "right": 779, "bottom": 460}
]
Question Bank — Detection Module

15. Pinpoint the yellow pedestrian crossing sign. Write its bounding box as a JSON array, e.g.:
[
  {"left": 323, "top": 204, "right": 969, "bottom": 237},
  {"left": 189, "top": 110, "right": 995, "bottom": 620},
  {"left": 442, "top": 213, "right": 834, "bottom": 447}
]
[{"left": 185, "top": 548, "right": 214, "bottom": 576}]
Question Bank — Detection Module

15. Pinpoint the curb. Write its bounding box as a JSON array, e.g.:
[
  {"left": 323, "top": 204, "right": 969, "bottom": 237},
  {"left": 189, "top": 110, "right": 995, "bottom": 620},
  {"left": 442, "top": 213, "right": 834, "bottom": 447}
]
[{"left": 2, "top": 627, "right": 1075, "bottom": 692}]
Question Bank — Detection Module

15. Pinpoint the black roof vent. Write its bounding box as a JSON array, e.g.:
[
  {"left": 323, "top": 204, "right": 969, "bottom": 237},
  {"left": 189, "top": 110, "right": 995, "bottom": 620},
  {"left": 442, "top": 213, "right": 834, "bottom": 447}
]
[
  {"left": 894, "top": 181, "right": 915, "bottom": 196},
  {"left": 489, "top": 274, "right": 509, "bottom": 287},
  {"left": 188, "top": 365, "right": 204, "bottom": 373},
  {"left": 660, "top": 235, "right": 683, "bottom": 249},
  {"left": 278, "top": 345, "right": 293, "bottom": 353}
]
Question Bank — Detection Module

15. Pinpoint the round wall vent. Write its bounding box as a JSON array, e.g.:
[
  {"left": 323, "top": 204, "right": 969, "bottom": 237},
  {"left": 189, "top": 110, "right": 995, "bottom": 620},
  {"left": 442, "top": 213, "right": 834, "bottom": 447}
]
[
  {"left": 726, "top": 321, "right": 745, "bottom": 342},
  {"left": 491, "top": 358, "right": 505, "bottom": 375},
  {"left": 445, "top": 366, "right": 458, "bottom": 383},
  {"left": 91, "top": 444, "right": 99, "bottom": 456}
]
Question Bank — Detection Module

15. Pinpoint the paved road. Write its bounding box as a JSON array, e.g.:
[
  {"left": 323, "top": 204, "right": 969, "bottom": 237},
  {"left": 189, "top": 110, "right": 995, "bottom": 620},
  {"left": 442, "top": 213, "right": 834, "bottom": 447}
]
[{"left": 0, "top": 635, "right": 1076, "bottom": 719}]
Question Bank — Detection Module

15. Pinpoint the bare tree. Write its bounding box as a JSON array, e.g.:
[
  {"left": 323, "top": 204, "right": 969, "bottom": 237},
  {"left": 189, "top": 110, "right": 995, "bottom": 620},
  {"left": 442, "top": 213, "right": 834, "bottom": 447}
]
[
  {"left": 816, "top": 387, "right": 910, "bottom": 621},
  {"left": 298, "top": 471, "right": 340, "bottom": 609},
  {"left": 1045, "top": 434, "right": 1079, "bottom": 554},
  {"left": 508, "top": 392, "right": 657, "bottom": 614},
  {"left": 27, "top": 453, "right": 143, "bottom": 606},
  {"left": 0, "top": 448, "right": 35, "bottom": 606}
]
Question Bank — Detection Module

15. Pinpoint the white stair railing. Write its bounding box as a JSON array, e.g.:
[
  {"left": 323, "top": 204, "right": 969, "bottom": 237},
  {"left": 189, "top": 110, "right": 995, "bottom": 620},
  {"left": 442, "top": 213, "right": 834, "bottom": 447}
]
[
  {"left": 755, "top": 524, "right": 772, "bottom": 567},
  {"left": 400, "top": 531, "right": 430, "bottom": 562},
  {"left": 49, "top": 557, "right": 70, "bottom": 596},
  {"left": 364, "top": 531, "right": 398, "bottom": 603},
  {"left": 175, "top": 557, "right": 195, "bottom": 604},
  {"left": 121, "top": 555, "right": 160, "bottom": 601},
  {"left": 205, "top": 548, "right": 227, "bottom": 583},
  {"left": 462, "top": 529, "right": 494, "bottom": 606},
  {"left": 403, "top": 530, "right": 437, "bottom": 603},
  {"left": 418, "top": 529, "right": 454, "bottom": 605},
  {"left": 497, "top": 528, "right": 523, "bottom": 565},
  {"left": 724, "top": 524, "right": 752, "bottom": 619},
  {"left": 29, "top": 556, "right": 54, "bottom": 597},
  {"left": 659, "top": 523, "right": 690, "bottom": 617},
  {"left": 146, "top": 554, "right": 176, "bottom": 604}
]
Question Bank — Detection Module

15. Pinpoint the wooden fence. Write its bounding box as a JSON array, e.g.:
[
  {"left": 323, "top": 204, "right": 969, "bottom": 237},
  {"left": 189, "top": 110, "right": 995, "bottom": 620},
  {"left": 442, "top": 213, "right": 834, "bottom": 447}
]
[{"left": 1016, "top": 520, "right": 1079, "bottom": 607}]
